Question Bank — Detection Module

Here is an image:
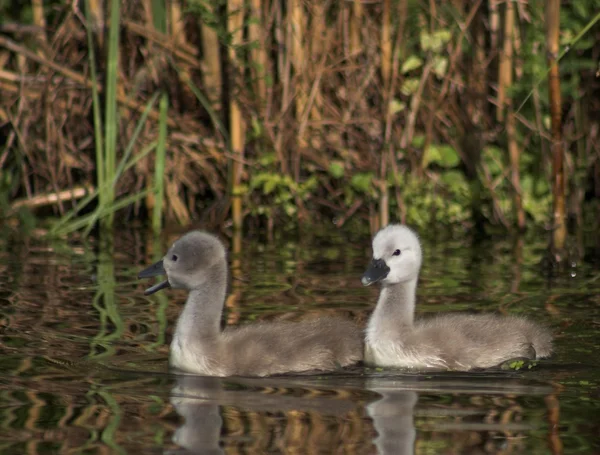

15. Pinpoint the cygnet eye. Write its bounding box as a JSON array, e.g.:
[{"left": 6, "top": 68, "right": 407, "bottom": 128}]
[
  {"left": 171, "top": 254, "right": 178, "bottom": 262},
  {"left": 392, "top": 249, "right": 401, "bottom": 256}
]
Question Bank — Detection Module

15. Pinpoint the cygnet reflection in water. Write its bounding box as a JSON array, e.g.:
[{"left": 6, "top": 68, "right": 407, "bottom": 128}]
[
  {"left": 365, "top": 374, "right": 554, "bottom": 455},
  {"left": 362, "top": 224, "right": 553, "bottom": 371},
  {"left": 138, "top": 230, "right": 363, "bottom": 377},
  {"left": 166, "top": 373, "right": 364, "bottom": 454}
]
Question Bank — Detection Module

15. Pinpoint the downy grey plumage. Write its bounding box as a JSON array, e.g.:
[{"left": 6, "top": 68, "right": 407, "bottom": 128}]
[
  {"left": 139, "top": 231, "right": 363, "bottom": 377},
  {"left": 361, "top": 224, "right": 552, "bottom": 371}
]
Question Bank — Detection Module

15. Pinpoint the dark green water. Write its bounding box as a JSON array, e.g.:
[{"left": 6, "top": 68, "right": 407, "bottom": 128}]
[{"left": 0, "top": 226, "right": 598, "bottom": 454}]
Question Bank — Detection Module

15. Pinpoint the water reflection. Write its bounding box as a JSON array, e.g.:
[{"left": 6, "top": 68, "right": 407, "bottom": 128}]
[
  {"left": 168, "top": 375, "right": 224, "bottom": 455},
  {"left": 165, "top": 372, "right": 559, "bottom": 454},
  {"left": 0, "top": 227, "right": 599, "bottom": 454},
  {"left": 365, "top": 375, "right": 555, "bottom": 455},
  {"left": 366, "top": 385, "right": 417, "bottom": 455},
  {"left": 167, "top": 373, "right": 371, "bottom": 453}
]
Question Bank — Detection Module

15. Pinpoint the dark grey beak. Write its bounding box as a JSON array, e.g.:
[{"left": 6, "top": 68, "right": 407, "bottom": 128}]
[
  {"left": 138, "top": 259, "right": 170, "bottom": 295},
  {"left": 361, "top": 258, "right": 390, "bottom": 286}
]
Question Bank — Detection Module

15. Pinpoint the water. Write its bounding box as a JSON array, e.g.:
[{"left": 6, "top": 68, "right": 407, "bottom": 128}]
[{"left": 0, "top": 226, "right": 598, "bottom": 454}]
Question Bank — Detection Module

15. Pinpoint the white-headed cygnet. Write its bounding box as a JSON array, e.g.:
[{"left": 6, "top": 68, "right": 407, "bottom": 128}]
[
  {"left": 138, "top": 231, "right": 363, "bottom": 377},
  {"left": 361, "top": 224, "right": 553, "bottom": 371}
]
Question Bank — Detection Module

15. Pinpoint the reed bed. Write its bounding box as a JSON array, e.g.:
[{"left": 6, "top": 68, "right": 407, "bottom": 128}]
[{"left": 0, "top": 1, "right": 598, "bottom": 245}]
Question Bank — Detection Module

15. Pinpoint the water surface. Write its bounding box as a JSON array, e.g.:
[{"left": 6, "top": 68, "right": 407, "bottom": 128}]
[{"left": 0, "top": 226, "right": 598, "bottom": 454}]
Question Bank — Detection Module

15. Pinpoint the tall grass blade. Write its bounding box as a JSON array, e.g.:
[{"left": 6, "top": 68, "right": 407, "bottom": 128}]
[
  {"left": 50, "top": 141, "right": 157, "bottom": 236},
  {"left": 102, "top": 0, "right": 122, "bottom": 227},
  {"left": 151, "top": 0, "right": 167, "bottom": 32},
  {"left": 83, "top": 0, "right": 104, "bottom": 202},
  {"left": 152, "top": 93, "right": 168, "bottom": 234},
  {"left": 50, "top": 94, "right": 158, "bottom": 236}
]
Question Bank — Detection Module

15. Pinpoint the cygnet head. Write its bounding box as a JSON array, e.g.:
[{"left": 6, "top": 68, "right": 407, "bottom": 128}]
[
  {"left": 361, "top": 224, "right": 422, "bottom": 286},
  {"left": 138, "top": 231, "right": 227, "bottom": 295}
]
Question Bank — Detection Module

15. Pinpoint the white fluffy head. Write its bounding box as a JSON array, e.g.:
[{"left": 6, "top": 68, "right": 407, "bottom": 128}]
[{"left": 365, "top": 224, "right": 422, "bottom": 285}]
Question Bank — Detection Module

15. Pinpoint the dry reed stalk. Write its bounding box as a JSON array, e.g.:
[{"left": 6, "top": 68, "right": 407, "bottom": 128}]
[
  {"left": 31, "top": 0, "right": 47, "bottom": 48},
  {"left": 141, "top": 0, "right": 153, "bottom": 25},
  {"left": 249, "top": 0, "right": 267, "bottom": 105},
  {"left": 381, "top": 0, "right": 409, "bottom": 225},
  {"left": 123, "top": 20, "right": 202, "bottom": 66},
  {"left": 10, "top": 186, "right": 93, "bottom": 211},
  {"left": 405, "top": 62, "right": 432, "bottom": 161},
  {"left": 291, "top": 0, "right": 307, "bottom": 181},
  {"left": 272, "top": 2, "right": 292, "bottom": 175},
  {"left": 228, "top": 0, "right": 246, "bottom": 230},
  {"left": 378, "top": 0, "right": 392, "bottom": 227},
  {"left": 169, "top": 0, "right": 196, "bottom": 107},
  {"left": 380, "top": 0, "right": 391, "bottom": 91},
  {"left": 508, "top": 115, "right": 525, "bottom": 231},
  {"left": 350, "top": 0, "right": 363, "bottom": 55},
  {"left": 0, "top": 35, "right": 179, "bottom": 127},
  {"left": 546, "top": 0, "right": 566, "bottom": 254},
  {"left": 496, "top": 0, "right": 512, "bottom": 123},
  {"left": 169, "top": 1, "right": 186, "bottom": 49},
  {"left": 489, "top": 0, "right": 499, "bottom": 50},
  {"left": 200, "top": 19, "right": 222, "bottom": 108},
  {"left": 309, "top": 2, "right": 326, "bottom": 122},
  {"left": 88, "top": 0, "right": 104, "bottom": 47},
  {"left": 501, "top": 0, "right": 525, "bottom": 231}
]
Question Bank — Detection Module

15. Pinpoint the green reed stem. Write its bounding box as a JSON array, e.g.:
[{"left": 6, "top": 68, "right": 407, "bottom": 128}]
[
  {"left": 102, "top": 0, "right": 121, "bottom": 228},
  {"left": 152, "top": 93, "right": 168, "bottom": 234},
  {"left": 96, "top": 390, "right": 126, "bottom": 455},
  {"left": 89, "top": 231, "right": 123, "bottom": 360},
  {"left": 84, "top": 0, "right": 104, "bottom": 203},
  {"left": 151, "top": 0, "right": 167, "bottom": 32},
  {"left": 50, "top": 142, "right": 156, "bottom": 236},
  {"left": 50, "top": 93, "right": 159, "bottom": 237}
]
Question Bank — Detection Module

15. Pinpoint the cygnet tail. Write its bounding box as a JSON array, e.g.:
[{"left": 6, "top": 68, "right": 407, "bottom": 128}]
[{"left": 530, "top": 324, "right": 553, "bottom": 359}]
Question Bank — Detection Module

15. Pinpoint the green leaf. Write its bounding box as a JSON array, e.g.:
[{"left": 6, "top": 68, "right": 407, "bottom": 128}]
[
  {"left": 389, "top": 99, "right": 406, "bottom": 116},
  {"left": 412, "top": 135, "right": 425, "bottom": 148},
  {"left": 264, "top": 176, "right": 278, "bottom": 194},
  {"left": 401, "top": 55, "right": 423, "bottom": 74},
  {"left": 328, "top": 161, "right": 345, "bottom": 178},
  {"left": 420, "top": 29, "right": 452, "bottom": 52},
  {"left": 432, "top": 56, "right": 448, "bottom": 78},
  {"left": 423, "top": 144, "right": 459, "bottom": 168},
  {"left": 400, "top": 78, "right": 420, "bottom": 96},
  {"left": 350, "top": 172, "right": 374, "bottom": 193},
  {"left": 258, "top": 153, "right": 276, "bottom": 166},
  {"left": 441, "top": 170, "right": 467, "bottom": 190}
]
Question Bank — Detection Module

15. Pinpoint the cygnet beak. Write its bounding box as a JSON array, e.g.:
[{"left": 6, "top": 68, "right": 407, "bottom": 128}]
[
  {"left": 138, "top": 259, "right": 171, "bottom": 295},
  {"left": 361, "top": 258, "right": 390, "bottom": 286}
]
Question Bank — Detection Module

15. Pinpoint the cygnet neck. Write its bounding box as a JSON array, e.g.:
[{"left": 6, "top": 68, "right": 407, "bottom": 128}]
[
  {"left": 369, "top": 277, "right": 418, "bottom": 334},
  {"left": 174, "top": 261, "right": 228, "bottom": 342}
]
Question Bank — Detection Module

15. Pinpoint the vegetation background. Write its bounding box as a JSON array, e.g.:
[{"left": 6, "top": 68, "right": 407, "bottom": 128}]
[{"left": 1, "top": 0, "right": 598, "bottom": 248}]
